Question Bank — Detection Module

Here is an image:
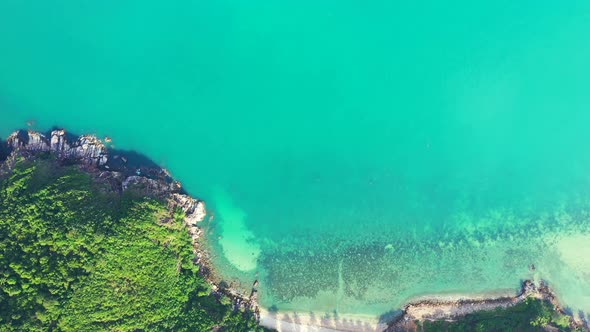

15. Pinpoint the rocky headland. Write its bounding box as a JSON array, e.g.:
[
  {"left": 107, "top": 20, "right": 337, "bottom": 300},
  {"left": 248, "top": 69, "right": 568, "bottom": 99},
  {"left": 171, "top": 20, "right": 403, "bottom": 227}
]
[{"left": 0, "top": 129, "right": 261, "bottom": 319}]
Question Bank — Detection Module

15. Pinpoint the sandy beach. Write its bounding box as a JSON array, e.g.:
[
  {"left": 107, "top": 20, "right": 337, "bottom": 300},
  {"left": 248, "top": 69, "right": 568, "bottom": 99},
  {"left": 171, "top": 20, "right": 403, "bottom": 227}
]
[{"left": 259, "top": 308, "right": 387, "bottom": 332}]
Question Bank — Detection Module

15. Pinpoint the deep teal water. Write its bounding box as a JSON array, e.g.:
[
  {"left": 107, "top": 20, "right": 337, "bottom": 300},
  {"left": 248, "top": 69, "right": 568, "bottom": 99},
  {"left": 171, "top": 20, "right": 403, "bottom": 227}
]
[{"left": 2, "top": 0, "right": 590, "bottom": 318}]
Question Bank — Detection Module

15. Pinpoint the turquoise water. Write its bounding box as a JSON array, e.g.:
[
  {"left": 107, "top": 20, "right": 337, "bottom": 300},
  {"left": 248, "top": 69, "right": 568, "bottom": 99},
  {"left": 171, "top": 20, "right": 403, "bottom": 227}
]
[{"left": 2, "top": 0, "right": 590, "bottom": 319}]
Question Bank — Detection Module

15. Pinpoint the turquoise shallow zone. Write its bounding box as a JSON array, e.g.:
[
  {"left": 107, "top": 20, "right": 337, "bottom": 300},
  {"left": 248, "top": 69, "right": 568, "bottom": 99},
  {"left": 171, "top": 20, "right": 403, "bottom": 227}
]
[{"left": 2, "top": 0, "right": 590, "bottom": 319}]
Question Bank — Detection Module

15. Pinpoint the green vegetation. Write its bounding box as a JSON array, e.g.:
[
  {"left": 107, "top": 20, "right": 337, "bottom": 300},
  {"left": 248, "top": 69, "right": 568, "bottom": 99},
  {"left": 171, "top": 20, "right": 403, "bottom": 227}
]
[
  {"left": 418, "top": 298, "right": 580, "bottom": 332},
  {"left": 0, "top": 156, "right": 268, "bottom": 331}
]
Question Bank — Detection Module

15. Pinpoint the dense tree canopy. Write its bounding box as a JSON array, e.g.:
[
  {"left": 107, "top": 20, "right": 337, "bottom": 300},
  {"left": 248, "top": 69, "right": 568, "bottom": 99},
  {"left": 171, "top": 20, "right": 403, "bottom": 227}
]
[{"left": 0, "top": 156, "right": 266, "bottom": 331}]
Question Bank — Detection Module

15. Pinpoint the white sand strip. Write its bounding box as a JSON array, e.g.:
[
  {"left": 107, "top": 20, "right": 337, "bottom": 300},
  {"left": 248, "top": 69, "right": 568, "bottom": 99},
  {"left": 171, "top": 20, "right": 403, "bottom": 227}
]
[{"left": 259, "top": 309, "right": 388, "bottom": 332}]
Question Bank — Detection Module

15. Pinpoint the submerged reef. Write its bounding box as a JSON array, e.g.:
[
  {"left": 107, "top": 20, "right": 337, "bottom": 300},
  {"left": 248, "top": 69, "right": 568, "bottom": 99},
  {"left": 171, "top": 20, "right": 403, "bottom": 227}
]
[{"left": 255, "top": 189, "right": 590, "bottom": 325}]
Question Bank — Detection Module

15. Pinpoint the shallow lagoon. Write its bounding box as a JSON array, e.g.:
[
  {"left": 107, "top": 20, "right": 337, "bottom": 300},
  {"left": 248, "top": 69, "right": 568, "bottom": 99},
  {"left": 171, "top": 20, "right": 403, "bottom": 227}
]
[{"left": 1, "top": 0, "right": 590, "bottom": 320}]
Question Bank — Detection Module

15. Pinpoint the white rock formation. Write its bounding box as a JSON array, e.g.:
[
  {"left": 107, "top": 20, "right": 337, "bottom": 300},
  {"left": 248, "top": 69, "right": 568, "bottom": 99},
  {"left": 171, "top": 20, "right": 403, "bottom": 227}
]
[{"left": 7, "top": 130, "right": 108, "bottom": 166}]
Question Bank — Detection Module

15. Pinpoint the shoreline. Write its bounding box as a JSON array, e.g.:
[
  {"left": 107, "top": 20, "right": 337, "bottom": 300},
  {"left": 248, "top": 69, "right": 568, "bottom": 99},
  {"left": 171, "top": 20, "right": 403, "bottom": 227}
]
[
  {"left": 0, "top": 129, "right": 261, "bottom": 318},
  {"left": 258, "top": 281, "right": 587, "bottom": 332},
  {"left": 2, "top": 128, "right": 586, "bottom": 332},
  {"left": 385, "top": 280, "right": 583, "bottom": 331}
]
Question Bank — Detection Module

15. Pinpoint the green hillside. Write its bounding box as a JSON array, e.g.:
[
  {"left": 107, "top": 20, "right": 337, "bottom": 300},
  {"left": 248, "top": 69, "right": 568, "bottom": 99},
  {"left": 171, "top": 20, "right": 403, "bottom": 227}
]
[{"left": 0, "top": 155, "right": 265, "bottom": 332}]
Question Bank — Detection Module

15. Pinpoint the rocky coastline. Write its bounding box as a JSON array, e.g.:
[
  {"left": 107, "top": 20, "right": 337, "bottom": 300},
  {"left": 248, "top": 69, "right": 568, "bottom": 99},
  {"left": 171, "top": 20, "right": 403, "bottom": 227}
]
[
  {"left": 0, "top": 129, "right": 261, "bottom": 320},
  {"left": 386, "top": 280, "right": 586, "bottom": 332},
  {"left": 2, "top": 129, "right": 585, "bottom": 332}
]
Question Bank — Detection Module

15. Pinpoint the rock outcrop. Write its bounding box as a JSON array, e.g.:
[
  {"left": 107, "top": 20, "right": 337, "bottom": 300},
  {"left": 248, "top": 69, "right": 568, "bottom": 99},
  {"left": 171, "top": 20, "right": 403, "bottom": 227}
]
[
  {"left": 169, "top": 193, "right": 207, "bottom": 259},
  {"left": 385, "top": 280, "right": 583, "bottom": 332},
  {"left": 122, "top": 175, "right": 179, "bottom": 195},
  {"left": 5, "top": 128, "right": 208, "bottom": 235},
  {"left": 5, "top": 128, "right": 207, "bottom": 226},
  {"left": 7, "top": 130, "right": 50, "bottom": 152},
  {"left": 7, "top": 129, "right": 108, "bottom": 166},
  {"left": 172, "top": 193, "right": 207, "bottom": 225}
]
